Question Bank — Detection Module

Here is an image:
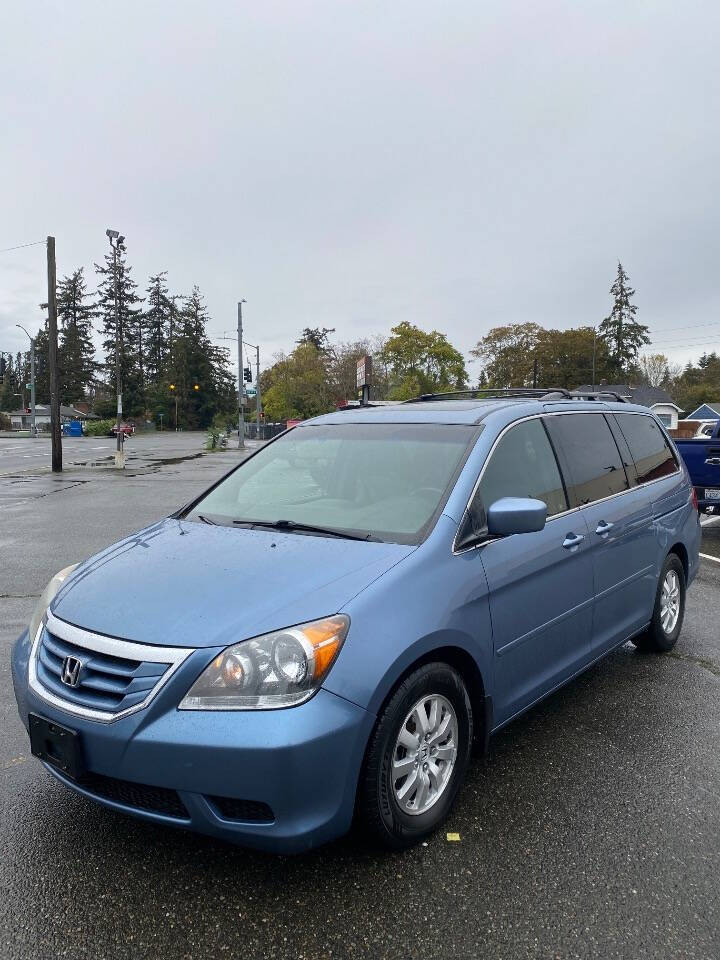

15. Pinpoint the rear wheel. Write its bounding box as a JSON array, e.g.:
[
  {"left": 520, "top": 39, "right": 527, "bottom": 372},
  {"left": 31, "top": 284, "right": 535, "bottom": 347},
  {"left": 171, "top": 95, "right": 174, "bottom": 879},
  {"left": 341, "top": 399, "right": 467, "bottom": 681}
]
[
  {"left": 633, "top": 554, "right": 686, "bottom": 652},
  {"left": 358, "top": 662, "right": 472, "bottom": 849}
]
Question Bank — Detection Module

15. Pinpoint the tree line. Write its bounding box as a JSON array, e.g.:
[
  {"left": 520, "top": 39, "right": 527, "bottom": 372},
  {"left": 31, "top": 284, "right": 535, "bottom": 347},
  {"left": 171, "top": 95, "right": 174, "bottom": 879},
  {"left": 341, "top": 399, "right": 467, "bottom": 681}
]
[
  {"left": 260, "top": 262, "right": 697, "bottom": 420},
  {"left": 0, "top": 243, "right": 236, "bottom": 428},
  {"left": 4, "top": 258, "right": 717, "bottom": 425}
]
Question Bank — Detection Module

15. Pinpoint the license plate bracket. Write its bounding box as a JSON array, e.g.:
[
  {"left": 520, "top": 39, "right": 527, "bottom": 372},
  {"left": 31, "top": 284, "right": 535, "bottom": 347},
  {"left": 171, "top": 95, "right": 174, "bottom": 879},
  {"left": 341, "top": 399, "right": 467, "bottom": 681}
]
[
  {"left": 29, "top": 713, "right": 84, "bottom": 781},
  {"left": 706, "top": 489, "right": 720, "bottom": 500}
]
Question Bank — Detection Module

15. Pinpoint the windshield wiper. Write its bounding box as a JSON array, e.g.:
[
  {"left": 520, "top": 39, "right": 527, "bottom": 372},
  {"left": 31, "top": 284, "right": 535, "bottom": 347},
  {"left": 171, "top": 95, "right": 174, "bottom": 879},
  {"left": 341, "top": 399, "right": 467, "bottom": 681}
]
[
  {"left": 196, "top": 514, "right": 217, "bottom": 525},
  {"left": 232, "top": 519, "right": 376, "bottom": 541}
]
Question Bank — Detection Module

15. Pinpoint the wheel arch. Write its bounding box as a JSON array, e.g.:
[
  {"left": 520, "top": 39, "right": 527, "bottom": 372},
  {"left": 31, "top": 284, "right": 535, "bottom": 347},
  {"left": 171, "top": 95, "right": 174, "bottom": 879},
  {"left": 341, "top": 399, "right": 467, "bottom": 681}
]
[
  {"left": 368, "top": 643, "right": 491, "bottom": 756},
  {"left": 667, "top": 541, "right": 689, "bottom": 581}
]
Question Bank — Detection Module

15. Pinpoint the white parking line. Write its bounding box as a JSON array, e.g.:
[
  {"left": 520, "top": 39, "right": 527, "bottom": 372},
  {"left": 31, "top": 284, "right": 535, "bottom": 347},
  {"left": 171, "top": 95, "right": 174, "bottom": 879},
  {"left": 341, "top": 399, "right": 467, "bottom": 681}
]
[
  {"left": 92, "top": 446, "right": 109, "bottom": 450},
  {"left": 701, "top": 515, "right": 720, "bottom": 526},
  {"left": 700, "top": 552, "right": 720, "bottom": 564}
]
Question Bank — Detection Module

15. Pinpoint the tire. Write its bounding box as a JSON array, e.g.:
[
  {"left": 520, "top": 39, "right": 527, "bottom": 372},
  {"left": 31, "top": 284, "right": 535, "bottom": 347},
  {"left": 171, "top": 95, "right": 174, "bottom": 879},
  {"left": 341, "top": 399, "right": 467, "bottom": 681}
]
[
  {"left": 358, "top": 662, "right": 473, "bottom": 849},
  {"left": 632, "top": 553, "right": 686, "bottom": 653}
]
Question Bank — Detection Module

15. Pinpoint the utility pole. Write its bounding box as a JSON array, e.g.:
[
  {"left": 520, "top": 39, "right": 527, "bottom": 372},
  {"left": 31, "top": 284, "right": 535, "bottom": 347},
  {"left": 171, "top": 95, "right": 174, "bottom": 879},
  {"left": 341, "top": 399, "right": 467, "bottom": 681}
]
[
  {"left": 243, "top": 339, "right": 261, "bottom": 435},
  {"left": 237, "top": 300, "right": 245, "bottom": 449},
  {"left": 106, "top": 229, "right": 125, "bottom": 467},
  {"left": 46, "top": 236, "right": 62, "bottom": 472},
  {"left": 255, "top": 343, "right": 260, "bottom": 432},
  {"left": 592, "top": 326, "right": 597, "bottom": 392},
  {"left": 15, "top": 325, "right": 36, "bottom": 438}
]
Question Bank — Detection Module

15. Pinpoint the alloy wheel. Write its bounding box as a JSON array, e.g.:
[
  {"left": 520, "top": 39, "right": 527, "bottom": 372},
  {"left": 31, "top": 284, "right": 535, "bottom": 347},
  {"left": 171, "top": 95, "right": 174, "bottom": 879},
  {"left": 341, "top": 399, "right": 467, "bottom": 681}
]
[{"left": 391, "top": 694, "right": 458, "bottom": 816}]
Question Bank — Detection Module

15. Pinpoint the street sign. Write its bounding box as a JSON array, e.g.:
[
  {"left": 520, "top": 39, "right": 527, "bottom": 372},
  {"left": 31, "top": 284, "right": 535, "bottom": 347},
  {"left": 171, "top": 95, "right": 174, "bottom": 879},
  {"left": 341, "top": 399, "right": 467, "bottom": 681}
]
[{"left": 356, "top": 355, "right": 372, "bottom": 388}]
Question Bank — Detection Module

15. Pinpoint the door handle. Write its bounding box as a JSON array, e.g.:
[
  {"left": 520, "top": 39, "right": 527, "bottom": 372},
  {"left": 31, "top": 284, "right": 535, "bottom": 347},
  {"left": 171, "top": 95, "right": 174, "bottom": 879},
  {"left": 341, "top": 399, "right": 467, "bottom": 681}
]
[
  {"left": 562, "top": 532, "right": 585, "bottom": 550},
  {"left": 595, "top": 520, "right": 614, "bottom": 537},
  {"left": 705, "top": 457, "right": 720, "bottom": 466}
]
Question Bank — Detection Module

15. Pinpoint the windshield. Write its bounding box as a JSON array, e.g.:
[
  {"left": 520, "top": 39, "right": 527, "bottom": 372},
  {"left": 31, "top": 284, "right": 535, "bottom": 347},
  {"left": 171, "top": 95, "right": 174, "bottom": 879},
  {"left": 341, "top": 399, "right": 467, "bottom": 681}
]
[{"left": 186, "top": 422, "right": 478, "bottom": 543}]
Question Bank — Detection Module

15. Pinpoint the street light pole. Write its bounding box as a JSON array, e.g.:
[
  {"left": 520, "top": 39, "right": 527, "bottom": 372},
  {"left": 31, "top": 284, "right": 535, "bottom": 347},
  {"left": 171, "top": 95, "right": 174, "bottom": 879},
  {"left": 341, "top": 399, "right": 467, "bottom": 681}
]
[
  {"left": 46, "top": 236, "right": 62, "bottom": 472},
  {"left": 243, "top": 339, "right": 261, "bottom": 435},
  {"left": 237, "top": 300, "right": 246, "bottom": 449},
  {"left": 106, "top": 229, "right": 125, "bottom": 468},
  {"left": 15, "top": 324, "right": 36, "bottom": 438}
]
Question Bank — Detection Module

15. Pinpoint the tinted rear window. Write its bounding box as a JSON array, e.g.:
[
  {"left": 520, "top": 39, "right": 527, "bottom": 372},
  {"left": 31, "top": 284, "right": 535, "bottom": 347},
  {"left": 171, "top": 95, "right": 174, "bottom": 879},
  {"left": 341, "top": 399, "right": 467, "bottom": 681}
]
[
  {"left": 545, "top": 413, "right": 629, "bottom": 506},
  {"left": 614, "top": 413, "right": 678, "bottom": 484}
]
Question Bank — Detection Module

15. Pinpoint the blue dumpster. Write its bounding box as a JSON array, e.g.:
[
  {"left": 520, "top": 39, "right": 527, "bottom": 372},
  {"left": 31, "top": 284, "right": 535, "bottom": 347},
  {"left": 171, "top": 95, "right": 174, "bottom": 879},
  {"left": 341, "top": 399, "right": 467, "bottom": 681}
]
[{"left": 67, "top": 420, "right": 83, "bottom": 437}]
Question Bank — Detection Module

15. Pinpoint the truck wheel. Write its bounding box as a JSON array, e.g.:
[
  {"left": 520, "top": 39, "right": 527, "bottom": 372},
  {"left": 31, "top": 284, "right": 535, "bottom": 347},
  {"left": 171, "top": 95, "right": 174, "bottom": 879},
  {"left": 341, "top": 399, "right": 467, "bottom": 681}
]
[
  {"left": 633, "top": 554, "right": 686, "bottom": 653},
  {"left": 358, "top": 662, "right": 472, "bottom": 849}
]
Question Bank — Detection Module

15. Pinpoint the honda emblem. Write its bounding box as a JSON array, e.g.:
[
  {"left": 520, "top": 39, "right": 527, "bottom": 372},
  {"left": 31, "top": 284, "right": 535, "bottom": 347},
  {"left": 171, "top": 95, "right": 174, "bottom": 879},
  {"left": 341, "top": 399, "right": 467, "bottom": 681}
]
[{"left": 61, "top": 656, "right": 83, "bottom": 688}]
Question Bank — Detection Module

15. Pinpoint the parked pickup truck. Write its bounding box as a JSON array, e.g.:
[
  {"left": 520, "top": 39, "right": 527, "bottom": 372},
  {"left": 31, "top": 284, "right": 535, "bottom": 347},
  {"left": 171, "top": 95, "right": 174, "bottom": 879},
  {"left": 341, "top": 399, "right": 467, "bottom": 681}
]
[{"left": 675, "top": 420, "right": 720, "bottom": 512}]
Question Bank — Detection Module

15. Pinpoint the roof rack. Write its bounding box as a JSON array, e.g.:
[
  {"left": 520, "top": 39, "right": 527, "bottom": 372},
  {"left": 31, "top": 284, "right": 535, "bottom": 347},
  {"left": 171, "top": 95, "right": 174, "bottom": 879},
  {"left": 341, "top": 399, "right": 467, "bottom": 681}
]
[
  {"left": 404, "top": 387, "right": 629, "bottom": 404},
  {"left": 404, "top": 388, "right": 572, "bottom": 403},
  {"left": 569, "top": 390, "right": 629, "bottom": 403}
]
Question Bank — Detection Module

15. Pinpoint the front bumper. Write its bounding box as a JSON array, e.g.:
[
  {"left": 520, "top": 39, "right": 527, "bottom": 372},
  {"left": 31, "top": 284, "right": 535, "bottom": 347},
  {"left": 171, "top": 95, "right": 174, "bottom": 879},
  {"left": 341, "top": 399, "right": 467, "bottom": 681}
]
[{"left": 12, "top": 629, "right": 372, "bottom": 853}]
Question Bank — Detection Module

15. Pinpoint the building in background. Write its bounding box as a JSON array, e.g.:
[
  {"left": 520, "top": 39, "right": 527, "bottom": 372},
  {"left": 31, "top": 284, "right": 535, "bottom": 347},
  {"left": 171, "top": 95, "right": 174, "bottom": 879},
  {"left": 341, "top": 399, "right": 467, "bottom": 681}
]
[{"left": 575, "top": 384, "right": 681, "bottom": 429}]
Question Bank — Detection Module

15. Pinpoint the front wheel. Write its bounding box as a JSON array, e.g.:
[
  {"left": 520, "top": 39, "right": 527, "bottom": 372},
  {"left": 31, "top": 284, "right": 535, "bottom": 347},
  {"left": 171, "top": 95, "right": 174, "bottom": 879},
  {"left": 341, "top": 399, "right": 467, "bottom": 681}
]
[
  {"left": 633, "top": 554, "right": 686, "bottom": 652},
  {"left": 358, "top": 662, "right": 473, "bottom": 849}
]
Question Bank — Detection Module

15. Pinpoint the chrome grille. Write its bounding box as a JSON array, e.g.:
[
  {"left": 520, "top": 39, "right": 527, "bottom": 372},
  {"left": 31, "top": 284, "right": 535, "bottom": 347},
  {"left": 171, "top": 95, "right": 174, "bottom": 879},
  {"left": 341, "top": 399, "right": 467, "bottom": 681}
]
[
  {"left": 37, "top": 629, "right": 168, "bottom": 713},
  {"left": 30, "top": 610, "right": 195, "bottom": 722}
]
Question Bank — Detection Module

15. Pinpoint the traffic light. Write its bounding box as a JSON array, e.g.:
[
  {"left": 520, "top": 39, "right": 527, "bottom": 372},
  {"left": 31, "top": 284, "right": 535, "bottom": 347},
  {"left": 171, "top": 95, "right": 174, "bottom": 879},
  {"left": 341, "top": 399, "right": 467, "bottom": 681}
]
[
  {"left": 169, "top": 383, "right": 175, "bottom": 391},
  {"left": 244, "top": 367, "right": 252, "bottom": 383}
]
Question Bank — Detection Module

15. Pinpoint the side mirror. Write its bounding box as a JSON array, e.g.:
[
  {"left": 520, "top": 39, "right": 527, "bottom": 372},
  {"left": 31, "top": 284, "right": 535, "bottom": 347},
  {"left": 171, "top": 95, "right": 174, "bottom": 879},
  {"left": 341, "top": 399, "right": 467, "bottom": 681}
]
[{"left": 486, "top": 497, "right": 547, "bottom": 537}]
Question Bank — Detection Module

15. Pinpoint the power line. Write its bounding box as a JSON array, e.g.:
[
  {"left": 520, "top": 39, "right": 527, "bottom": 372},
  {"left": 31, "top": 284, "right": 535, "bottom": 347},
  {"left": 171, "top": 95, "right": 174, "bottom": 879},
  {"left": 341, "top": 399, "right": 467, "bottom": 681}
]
[
  {"left": 0, "top": 240, "right": 46, "bottom": 254},
  {"left": 647, "top": 320, "right": 720, "bottom": 334}
]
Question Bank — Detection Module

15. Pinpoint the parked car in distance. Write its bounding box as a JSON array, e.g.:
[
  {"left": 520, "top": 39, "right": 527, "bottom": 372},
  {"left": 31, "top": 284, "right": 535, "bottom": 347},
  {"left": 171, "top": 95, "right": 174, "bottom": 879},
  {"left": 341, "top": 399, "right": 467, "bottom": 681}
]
[
  {"left": 12, "top": 392, "right": 701, "bottom": 853},
  {"left": 108, "top": 421, "right": 134, "bottom": 438},
  {"left": 674, "top": 419, "right": 720, "bottom": 512}
]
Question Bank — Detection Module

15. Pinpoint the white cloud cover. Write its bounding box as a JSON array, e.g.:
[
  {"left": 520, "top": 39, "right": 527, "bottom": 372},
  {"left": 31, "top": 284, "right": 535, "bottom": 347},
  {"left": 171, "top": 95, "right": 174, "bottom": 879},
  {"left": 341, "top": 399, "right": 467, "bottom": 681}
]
[{"left": 2, "top": 0, "right": 719, "bottom": 376}]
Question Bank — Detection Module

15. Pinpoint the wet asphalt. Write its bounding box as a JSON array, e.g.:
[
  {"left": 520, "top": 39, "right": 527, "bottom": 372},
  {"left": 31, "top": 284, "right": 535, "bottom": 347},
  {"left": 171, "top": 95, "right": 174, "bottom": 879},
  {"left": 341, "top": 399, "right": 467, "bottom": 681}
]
[{"left": 1, "top": 435, "right": 719, "bottom": 960}]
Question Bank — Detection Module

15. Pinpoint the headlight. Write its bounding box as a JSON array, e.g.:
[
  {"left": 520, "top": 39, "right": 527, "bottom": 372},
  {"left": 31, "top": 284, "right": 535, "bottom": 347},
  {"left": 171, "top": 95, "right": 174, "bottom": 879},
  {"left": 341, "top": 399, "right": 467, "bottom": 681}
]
[
  {"left": 28, "top": 564, "right": 78, "bottom": 642},
  {"left": 179, "top": 615, "right": 350, "bottom": 710}
]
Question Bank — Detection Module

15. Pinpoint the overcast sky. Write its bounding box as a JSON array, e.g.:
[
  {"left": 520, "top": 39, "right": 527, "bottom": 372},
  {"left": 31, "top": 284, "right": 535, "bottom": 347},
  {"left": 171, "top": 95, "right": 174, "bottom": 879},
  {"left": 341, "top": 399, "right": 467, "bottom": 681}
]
[{"left": 2, "top": 0, "right": 719, "bottom": 380}]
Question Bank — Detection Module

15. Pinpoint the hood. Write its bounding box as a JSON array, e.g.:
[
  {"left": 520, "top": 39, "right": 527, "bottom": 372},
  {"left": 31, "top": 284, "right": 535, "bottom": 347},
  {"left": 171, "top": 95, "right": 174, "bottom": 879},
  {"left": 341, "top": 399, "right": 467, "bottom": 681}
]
[{"left": 51, "top": 519, "right": 414, "bottom": 648}]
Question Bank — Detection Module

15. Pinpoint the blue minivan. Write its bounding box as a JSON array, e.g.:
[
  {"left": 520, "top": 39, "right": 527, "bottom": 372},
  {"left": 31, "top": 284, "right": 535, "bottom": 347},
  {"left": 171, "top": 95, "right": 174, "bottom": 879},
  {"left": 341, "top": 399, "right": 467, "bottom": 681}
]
[{"left": 11, "top": 391, "right": 701, "bottom": 852}]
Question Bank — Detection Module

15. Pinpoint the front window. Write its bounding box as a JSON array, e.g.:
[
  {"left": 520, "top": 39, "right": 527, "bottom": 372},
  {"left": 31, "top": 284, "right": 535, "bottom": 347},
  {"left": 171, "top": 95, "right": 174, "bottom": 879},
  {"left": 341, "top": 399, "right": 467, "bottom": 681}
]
[
  {"left": 186, "top": 422, "right": 478, "bottom": 544},
  {"left": 476, "top": 418, "right": 568, "bottom": 518}
]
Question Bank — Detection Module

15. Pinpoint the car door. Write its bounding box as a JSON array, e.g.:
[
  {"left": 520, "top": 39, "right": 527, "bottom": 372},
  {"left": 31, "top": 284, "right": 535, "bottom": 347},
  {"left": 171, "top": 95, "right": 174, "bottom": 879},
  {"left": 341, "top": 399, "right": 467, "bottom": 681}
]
[
  {"left": 545, "top": 411, "right": 655, "bottom": 658},
  {"left": 696, "top": 423, "right": 720, "bottom": 496},
  {"left": 470, "top": 417, "right": 594, "bottom": 725}
]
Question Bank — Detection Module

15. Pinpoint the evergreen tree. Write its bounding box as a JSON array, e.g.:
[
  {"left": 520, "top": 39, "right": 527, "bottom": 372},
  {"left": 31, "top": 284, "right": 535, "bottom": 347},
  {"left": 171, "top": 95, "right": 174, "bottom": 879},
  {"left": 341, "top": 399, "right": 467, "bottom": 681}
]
[
  {"left": 297, "top": 327, "right": 335, "bottom": 353},
  {"left": 598, "top": 262, "right": 649, "bottom": 377},
  {"left": 167, "top": 286, "right": 235, "bottom": 428},
  {"left": 94, "top": 243, "right": 144, "bottom": 416},
  {"left": 0, "top": 355, "right": 19, "bottom": 411},
  {"left": 32, "top": 324, "right": 50, "bottom": 404},
  {"left": 58, "top": 268, "right": 95, "bottom": 404},
  {"left": 143, "top": 272, "right": 173, "bottom": 384}
]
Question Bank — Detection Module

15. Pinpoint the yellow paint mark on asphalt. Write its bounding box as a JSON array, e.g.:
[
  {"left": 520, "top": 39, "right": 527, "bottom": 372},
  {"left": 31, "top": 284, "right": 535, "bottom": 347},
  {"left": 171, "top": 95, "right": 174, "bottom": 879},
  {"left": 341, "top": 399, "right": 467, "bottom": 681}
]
[{"left": 446, "top": 832, "right": 461, "bottom": 842}]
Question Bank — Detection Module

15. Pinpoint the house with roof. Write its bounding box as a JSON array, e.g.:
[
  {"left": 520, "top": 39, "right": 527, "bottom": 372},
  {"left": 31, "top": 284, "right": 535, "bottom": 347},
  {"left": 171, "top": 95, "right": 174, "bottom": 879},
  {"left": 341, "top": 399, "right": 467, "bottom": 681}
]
[
  {"left": 4, "top": 404, "right": 100, "bottom": 431},
  {"left": 574, "top": 383, "right": 682, "bottom": 429},
  {"left": 683, "top": 402, "right": 720, "bottom": 422}
]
